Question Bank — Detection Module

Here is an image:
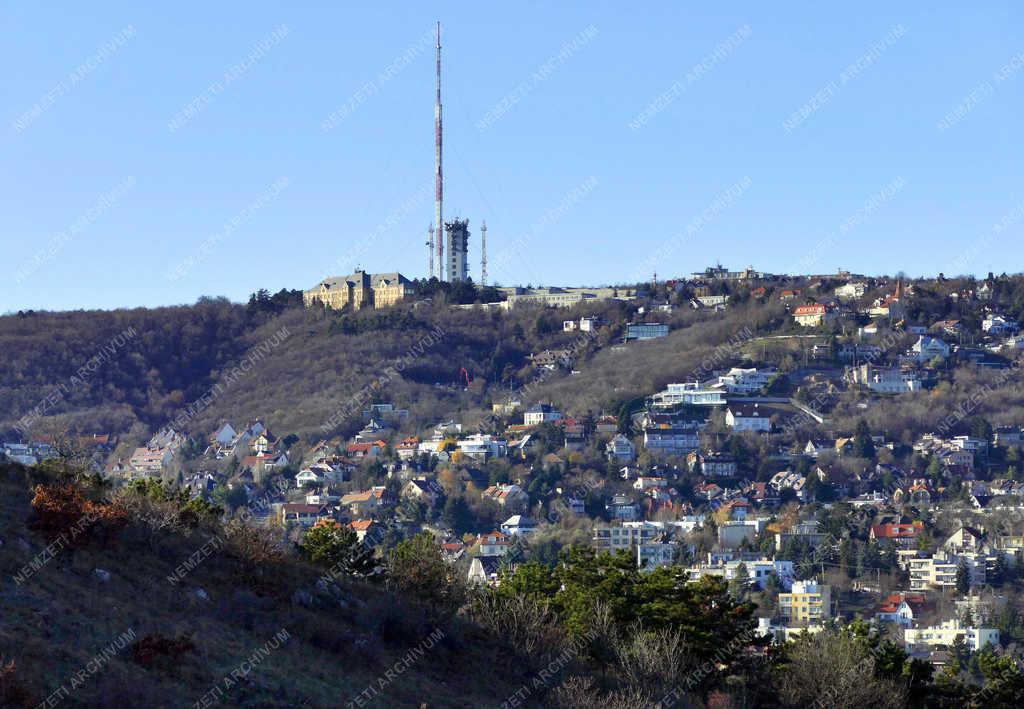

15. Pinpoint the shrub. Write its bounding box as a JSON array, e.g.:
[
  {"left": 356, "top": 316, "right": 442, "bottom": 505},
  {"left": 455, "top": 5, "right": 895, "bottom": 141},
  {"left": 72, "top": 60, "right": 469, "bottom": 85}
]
[
  {"left": 385, "top": 532, "right": 467, "bottom": 616},
  {"left": 29, "top": 483, "right": 128, "bottom": 546}
]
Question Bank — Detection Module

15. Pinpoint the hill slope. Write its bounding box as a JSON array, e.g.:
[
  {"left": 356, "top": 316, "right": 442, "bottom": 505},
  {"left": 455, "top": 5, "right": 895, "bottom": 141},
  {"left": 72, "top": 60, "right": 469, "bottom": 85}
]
[{"left": 0, "top": 462, "right": 530, "bottom": 707}]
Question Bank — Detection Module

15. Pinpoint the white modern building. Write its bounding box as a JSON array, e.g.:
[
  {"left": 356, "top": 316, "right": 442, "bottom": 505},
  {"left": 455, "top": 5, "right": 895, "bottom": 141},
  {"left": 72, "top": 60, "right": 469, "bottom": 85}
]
[
  {"left": 457, "top": 434, "right": 508, "bottom": 459},
  {"left": 651, "top": 382, "right": 726, "bottom": 407},
  {"left": 715, "top": 367, "right": 776, "bottom": 394},
  {"left": 845, "top": 364, "right": 922, "bottom": 393},
  {"left": 903, "top": 620, "right": 999, "bottom": 653}
]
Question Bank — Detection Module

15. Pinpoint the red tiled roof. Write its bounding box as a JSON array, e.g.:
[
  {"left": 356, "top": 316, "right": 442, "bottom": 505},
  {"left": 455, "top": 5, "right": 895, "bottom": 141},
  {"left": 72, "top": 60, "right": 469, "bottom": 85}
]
[{"left": 871, "top": 521, "right": 924, "bottom": 539}]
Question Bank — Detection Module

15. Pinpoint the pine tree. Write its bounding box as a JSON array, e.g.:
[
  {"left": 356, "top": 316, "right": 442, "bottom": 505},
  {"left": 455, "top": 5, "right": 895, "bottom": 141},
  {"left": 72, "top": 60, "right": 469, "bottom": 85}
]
[
  {"left": 955, "top": 560, "right": 971, "bottom": 594},
  {"left": 853, "top": 420, "right": 876, "bottom": 459}
]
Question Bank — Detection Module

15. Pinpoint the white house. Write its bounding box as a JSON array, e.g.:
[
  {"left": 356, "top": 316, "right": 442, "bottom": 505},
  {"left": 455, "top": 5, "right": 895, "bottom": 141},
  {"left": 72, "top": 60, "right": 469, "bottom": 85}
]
[
  {"left": 524, "top": 404, "right": 562, "bottom": 426},
  {"left": 295, "top": 469, "right": 322, "bottom": 487},
  {"left": 910, "top": 335, "right": 950, "bottom": 363},
  {"left": 606, "top": 434, "right": 636, "bottom": 462},
  {"left": 983, "top": 314, "right": 1019, "bottom": 335},
  {"left": 792, "top": 304, "right": 835, "bottom": 327},
  {"left": 903, "top": 620, "right": 999, "bottom": 653},
  {"left": 725, "top": 403, "right": 771, "bottom": 432},
  {"left": 651, "top": 382, "right": 726, "bottom": 407},
  {"left": 715, "top": 367, "right": 776, "bottom": 394},
  {"left": 834, "top": 282, "right": 867, "bottom": 300},
  {"left": 501, "top": 515, "right": 538, "bottom": 537},
  {"left": 457, "top": 434, "right": 507, "bottom": 459},
  {"left": 845, "top": 364, "right": 923, "bottom": 393}
]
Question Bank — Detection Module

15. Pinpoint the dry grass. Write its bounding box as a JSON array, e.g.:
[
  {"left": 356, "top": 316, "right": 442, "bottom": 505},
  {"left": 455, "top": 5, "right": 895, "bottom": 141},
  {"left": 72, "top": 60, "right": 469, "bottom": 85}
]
[{"left": 0, "top": 462, "right": 533, "bottom": 707}]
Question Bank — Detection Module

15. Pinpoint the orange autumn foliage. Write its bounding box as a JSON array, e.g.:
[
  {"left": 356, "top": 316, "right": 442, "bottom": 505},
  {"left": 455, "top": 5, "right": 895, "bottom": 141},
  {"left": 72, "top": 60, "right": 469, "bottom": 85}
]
[{"left": 29, "top": 483, "right": 128, "bottom": 546}]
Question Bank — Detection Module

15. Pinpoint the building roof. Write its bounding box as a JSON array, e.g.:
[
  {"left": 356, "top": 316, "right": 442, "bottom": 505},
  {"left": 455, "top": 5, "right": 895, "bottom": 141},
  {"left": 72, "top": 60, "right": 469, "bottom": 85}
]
[
  {"left": 728, "top": 403, "right": 768, "bottom": 419},
  {"left": 871, "top": 521, "right": 924, "bottom": 539},
  {"left": 282, "top": 504, "right": 326, "bottom": 514}
]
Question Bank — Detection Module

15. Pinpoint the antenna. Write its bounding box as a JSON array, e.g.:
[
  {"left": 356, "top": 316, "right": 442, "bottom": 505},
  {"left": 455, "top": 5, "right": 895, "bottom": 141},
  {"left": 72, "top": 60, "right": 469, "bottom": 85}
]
[
  {"left": 427, "top": 224, "right": 435, "bottom": 279},
  {"left": 481, "top": 220, "right": 488, "bottom": 287},
  {"left": 434, "top": 20, "right": 444, "bottom": 281}
]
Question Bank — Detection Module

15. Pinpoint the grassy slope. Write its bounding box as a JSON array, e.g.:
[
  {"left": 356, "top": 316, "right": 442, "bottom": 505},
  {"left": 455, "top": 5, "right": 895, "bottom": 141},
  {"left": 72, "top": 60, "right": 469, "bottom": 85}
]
[{"left": 0, "top": 463, "right": 529, "bottom": 707}]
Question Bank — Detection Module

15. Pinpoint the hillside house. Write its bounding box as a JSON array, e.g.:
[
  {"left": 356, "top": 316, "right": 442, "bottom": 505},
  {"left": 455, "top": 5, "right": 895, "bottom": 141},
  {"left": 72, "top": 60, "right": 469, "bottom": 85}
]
[{"left": 725, "top": 403, "right": 772, "bottom": 432}]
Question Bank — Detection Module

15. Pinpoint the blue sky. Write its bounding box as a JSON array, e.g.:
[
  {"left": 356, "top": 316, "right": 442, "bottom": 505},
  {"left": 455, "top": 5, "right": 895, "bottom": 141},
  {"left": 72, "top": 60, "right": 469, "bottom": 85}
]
[{"left": 2, "top": 1, "right": 1022, "bottom": 311}]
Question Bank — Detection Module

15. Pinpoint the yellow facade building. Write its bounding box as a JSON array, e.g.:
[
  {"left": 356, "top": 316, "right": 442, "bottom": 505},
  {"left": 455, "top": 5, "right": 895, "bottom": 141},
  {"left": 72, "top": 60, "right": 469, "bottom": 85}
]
[
  {"left": 778, "top": 579, "right": 831, "bottom": 624},
  {"left": 303, "top": 270, "right": 413, "bottom": 311}
]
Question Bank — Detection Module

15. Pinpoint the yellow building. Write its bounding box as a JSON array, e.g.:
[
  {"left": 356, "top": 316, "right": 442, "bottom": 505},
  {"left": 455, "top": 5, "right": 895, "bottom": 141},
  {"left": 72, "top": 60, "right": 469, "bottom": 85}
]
[
  {"left": 303, "top": 270, "right": 413, "bottom": 310},
  {"left": 778, "top": 579, "right": 831, "bottom": 624},
  {"left": 371, "top": 272, "right": 414, "bottom": 308}
]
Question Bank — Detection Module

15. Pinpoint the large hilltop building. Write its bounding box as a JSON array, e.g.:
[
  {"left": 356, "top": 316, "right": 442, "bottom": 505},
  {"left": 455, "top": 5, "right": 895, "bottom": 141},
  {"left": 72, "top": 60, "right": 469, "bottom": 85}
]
[{"left": 303, "top": 270, "right": 414, "bottom": 310}]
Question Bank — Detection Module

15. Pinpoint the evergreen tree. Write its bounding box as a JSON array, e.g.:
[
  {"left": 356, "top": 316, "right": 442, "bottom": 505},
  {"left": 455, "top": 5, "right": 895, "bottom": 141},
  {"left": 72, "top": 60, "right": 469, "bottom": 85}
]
[
  {"left": 955, "top": 559, "right": 971, "bottom": 594},
  {"left": 853, "top": 419, "right": 876, "bottom": 459}
]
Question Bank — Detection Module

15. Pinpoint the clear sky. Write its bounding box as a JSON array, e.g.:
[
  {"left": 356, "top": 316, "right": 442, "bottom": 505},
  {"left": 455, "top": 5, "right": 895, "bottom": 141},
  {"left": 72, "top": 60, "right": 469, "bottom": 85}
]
[{"left": 3, "top": 1, "right": 1023, "bottom": 311}]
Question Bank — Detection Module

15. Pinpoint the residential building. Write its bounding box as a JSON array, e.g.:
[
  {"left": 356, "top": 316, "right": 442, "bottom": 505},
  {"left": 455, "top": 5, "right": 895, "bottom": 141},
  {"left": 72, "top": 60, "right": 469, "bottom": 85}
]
[
  {"left": 870, "top": 521, "right": 925, "bottom": 549},
  {"left": 346, "top": 440, "right": 386, "bottom": 458},
  {"left": 605, "top": 494, "right": 641, "bottom": 521},
  {"left": 524, "top": 404, "right": 562, "bottom": 426},
  {"left": 834, "top": 282, "right": 867, "bottom": 299},
  {"left": 625, "top": 322, "right": 669, "bottom": 341},
  {"left": 792, "top": 304, "right": 835, "bottom": 327},
  {"left": 501, "top": 515, "right": 538, "bottom": 537},
  {"left": 606, "top": 434, "right": 637, "bottom": 462},
  {"left": 715, "top": 366, "right": 776, "bottom": 394},
  {"left": 483, "top": 484, "right": 529, "bottom": 508},
  {"left": 778, "top": 580, "right": 831, "bottom": 625},
  {"left": 499, "top": 285, "right": 630, "bottom": 309},
  {"left": 687, "top": 451, "right": 738, "bottom": 477},
  {"left": 280, "top": 504, "right": 330, "bottom": 527},
  {"left": 982, "top": 314, "right": 1019, "bottom": 335},
  {"left": 903, "top": 620, "right": 998, "bottom": 653},
  {"left": 909, "top": 550, "right": 987, "bottom": 592},
  {"left": 845, "top": 364, "right": 923, "bottom": 393},
  {"left": 872, "top": 592, "right": 933, "bottom": 629},
  {"left": 837, "top": 343, "right": 882, "bottom": 363},
  {"left": 467, "top": 556, "right": 503, "bottom": 585},
  {"left": 476, "top": 530, "right": 512, "bottom": 556},
  {"left": 774, "top": 521, "right": 828, "bottom": 551},
  {"left": 529, "top": 349, "right": 574, "bottom": 370},
  {"left": 340, "top": 486, "right": 395, "bottom": 516},
  {"left": 593, "top": 521, "right": 664, "bottom": 551},
  {"left": 457, "top": 434, "right": 507, "bottom": 459},
  {"left": 725, "top": 403, "right": 772, "bottom": 432},
  {"left": 491, "top": 398, "right": 522, "bottom": 416},
  {"left": 650, "top": 382, "right": 726, "bottom": 407},
  {"left": 994, "top": 426, "right": 1023, "bottom": 447},
  {"left": 643, "top": 425, "right": 701, "bottom": 455},
  {"left": 401, "top": 478, "right": 445, "bottom": 507},
  {"left": 718, "top": 521, "right": 760, "bottom": 548},
  {"left": 348, "top": 519, "right": 383, "bottom": 543},
  {"left": 910, "top": 335, "right": 951, "bottom": 363}
]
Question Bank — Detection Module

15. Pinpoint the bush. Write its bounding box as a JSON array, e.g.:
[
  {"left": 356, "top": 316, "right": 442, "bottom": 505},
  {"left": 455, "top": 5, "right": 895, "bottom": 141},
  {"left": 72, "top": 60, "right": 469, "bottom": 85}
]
[
  {"left": 29, "top": 483, "right": 128, "bottom": 546},
  {"left": 299, "top": 520, "right": 377, "bottom": 576},
  {"left": 385, "top": 532, "right": 467, "bottom": 616}
]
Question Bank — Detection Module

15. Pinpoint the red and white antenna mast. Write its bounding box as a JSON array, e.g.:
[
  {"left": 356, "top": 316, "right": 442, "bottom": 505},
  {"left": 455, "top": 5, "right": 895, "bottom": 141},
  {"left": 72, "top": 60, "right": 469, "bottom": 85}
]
[{"left": 434, "top": 21, "right": 444, "bottom": 281}]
